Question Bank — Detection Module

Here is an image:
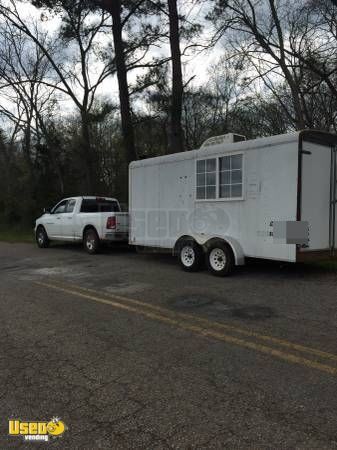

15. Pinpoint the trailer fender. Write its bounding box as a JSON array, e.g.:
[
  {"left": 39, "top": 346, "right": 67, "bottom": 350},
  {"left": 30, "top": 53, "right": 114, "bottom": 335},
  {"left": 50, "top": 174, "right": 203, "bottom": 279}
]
[
  {"left": 174, "top": 235, "right": 198, "bottom": 255},
  {"left": 174, "top": 235, "right": 245, "bottom": 266},
  {"left": 198, "top": 236, "right": 245, "bottom": 266}
]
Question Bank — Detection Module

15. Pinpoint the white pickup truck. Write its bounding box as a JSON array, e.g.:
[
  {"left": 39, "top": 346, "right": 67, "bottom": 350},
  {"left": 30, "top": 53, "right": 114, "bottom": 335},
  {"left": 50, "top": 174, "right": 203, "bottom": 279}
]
[{"left": 35, "top": 196, "right": 129, "bottom": 254}]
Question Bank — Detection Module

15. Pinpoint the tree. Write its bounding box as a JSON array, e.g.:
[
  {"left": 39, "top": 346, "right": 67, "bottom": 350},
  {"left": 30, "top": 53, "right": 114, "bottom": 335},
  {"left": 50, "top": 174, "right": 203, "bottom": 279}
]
[
  {"left": 208, "top": 0, "right": 309, "bottom": 129},
  {"left": 90, "top": 0, "right": 137, "bottom": 164},
  {"left": 0, "top": 18, "right": 68, "bottom": 208},
  {"left": 32, "top": 0, "right": 170, "bottom": 163},
  {"left": 0, "top": 0, "right": 114, "bottom": 192},
  {"left": 167, "top": 0, "right": 184, "bottom": 153},
  {"left": 0, "top": 23, "right": 54, "bottom": 161}
]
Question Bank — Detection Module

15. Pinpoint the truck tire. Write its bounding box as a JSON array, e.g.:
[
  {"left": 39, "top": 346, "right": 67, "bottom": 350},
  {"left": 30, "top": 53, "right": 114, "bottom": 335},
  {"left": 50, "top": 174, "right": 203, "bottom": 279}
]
[
  {"left": 178, "top": 240, "right": 203, "bottom": 272},
  {"left": 84, "top": 228, "right": 100, "bottom": 254},
  {"left": 36, "top": 226, "right": 49, "bottom": 248},
  {"left": 206, "top": 241, "right": 234, "bottom": 276}
]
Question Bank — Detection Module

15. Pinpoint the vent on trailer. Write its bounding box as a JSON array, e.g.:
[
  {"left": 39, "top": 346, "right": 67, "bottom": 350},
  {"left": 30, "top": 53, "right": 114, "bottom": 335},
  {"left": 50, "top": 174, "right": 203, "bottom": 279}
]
[{"left": 200, "top": 133, "right": 246, "bottom": 149}]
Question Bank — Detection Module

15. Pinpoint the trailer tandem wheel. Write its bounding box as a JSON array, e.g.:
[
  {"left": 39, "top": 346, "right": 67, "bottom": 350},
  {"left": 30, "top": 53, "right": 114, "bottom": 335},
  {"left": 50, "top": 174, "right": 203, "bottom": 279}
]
[
  {"left": 206, "top": 240, "right": 234, "bottom": 277},
  {"left": 178, "top": 239, "right": 204, "bottom": 272}
]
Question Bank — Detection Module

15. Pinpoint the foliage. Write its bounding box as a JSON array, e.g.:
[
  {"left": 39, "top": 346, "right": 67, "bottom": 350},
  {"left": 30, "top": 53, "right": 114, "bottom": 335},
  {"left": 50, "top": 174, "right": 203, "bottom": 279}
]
[{"left": 1, "top": 0, "right": 337, "bottom": 229}]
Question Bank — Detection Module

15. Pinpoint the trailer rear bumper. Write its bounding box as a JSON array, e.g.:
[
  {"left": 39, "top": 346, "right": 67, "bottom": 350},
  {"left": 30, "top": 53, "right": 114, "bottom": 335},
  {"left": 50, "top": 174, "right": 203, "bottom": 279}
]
[{"left": 296, "top": 249, "right": 337, "bottom": 262}]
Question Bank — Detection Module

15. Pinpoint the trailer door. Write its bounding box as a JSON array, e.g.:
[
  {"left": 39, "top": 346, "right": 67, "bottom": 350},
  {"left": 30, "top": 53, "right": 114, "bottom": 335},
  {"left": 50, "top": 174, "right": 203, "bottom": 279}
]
[{"left": 300, "top": 141, "right": 334, "bottom": 251}]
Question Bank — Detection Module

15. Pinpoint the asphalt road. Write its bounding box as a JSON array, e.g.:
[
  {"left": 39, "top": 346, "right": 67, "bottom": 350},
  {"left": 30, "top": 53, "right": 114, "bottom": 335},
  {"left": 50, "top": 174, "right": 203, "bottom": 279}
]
[{"left": 1, "top": 241, "right": 337, "bottom": 449}]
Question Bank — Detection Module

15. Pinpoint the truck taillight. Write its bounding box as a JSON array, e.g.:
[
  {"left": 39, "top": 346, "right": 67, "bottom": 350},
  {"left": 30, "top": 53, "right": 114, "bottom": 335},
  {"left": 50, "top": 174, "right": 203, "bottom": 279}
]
[{"left": 107, "top": 216, "right": 116, "bottom": 229}]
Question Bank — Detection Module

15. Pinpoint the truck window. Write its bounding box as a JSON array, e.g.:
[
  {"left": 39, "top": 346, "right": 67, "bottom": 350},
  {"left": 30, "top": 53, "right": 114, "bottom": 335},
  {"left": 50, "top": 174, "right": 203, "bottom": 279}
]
[
  {"left": 66, "top": 199, "right": 76, "bottom": 213},
  {"left": 52, "top": 200, "right": 68, "bottom": 214},
  {"left": 80, "top": 199, "right": 120, "bottom": 213}
]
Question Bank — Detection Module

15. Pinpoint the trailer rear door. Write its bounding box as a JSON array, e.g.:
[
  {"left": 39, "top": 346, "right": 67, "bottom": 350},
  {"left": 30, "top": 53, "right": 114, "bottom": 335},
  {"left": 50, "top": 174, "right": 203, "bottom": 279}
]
[{"left": 300, "top": 139, "right": 336, "bottom": 252}]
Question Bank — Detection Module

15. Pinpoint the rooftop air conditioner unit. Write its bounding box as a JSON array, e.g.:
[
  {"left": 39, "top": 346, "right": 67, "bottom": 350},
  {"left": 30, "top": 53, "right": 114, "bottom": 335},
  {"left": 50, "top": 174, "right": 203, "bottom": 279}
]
[{"left": 200, "top": 133, "right": 246, "bottom": 149}]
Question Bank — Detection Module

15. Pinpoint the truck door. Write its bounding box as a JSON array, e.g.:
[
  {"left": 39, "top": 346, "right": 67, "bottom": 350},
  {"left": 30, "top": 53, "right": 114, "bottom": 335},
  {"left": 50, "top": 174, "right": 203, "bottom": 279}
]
[
  {"left": 46, "top": 199, "right": 68, "bottom": 238},
  {"left": 59, "top": 199, "right": 77, "bottom": 239}
]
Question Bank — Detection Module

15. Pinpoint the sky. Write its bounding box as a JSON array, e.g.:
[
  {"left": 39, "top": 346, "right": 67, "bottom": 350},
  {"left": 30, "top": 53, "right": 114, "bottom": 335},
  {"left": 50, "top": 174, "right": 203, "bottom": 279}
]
[
  {"left": 0, "top": 0, "right": 230, "bottom": 136},
  {"left": 9, "top": 1, "right": 221, "bottom": 99}
]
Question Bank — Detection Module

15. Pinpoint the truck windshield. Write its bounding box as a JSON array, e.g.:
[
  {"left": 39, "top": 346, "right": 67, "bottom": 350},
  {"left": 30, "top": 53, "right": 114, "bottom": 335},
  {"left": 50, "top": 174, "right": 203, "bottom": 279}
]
[{"left": 80, "top": 199, "right": 120, "bottom": 213}]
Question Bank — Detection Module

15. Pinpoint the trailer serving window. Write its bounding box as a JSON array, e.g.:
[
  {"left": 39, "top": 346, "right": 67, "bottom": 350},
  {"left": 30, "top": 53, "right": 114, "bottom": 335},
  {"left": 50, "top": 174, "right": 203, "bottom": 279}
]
[
  {"left": 219, "top": 154, "right": 243, "bottom": 199},
  {"left": 196, "top": 158, "right": 216, "bottom": 199},
  {"left": 196, "top": 153, "right": 244, "bottom": 201}
]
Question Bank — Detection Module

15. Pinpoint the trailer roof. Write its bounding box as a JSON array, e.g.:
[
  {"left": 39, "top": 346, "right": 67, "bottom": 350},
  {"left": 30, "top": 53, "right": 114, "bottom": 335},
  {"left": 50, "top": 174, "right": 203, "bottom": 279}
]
[
  {"left": 300, "top": 130, "right": 337, "bottom": 147},
  {"left": 130, "top": 130, "right": 337, "bottom": 169}
]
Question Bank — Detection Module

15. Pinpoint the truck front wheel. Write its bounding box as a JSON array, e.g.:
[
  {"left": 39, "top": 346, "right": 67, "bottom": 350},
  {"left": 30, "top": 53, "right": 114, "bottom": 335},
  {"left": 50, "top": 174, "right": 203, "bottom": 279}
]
[
  {"left": 84, "top": 228, "right": 100, "bottom": 254},
  {"left": 36, "top": 226, "right": 49, "bottom": 249},
  {"left": 178, "top": 240, "right": 203, "bottom": 272}
]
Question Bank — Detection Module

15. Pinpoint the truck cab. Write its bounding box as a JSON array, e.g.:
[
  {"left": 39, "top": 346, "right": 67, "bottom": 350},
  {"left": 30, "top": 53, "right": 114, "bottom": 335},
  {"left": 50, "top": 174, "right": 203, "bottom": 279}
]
[{"left": 35, "top": 196, "right": 129, "bottom": 253}]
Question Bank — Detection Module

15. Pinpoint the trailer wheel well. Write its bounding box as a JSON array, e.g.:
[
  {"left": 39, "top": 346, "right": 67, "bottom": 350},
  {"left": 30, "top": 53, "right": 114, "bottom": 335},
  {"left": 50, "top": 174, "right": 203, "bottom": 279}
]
[
  {"left": 174, "top": 235, "right": 199, "bottom": 255},
  {"left": 174, "top": 236, "right": 241, "bottom": 265},
  {"left": 203, "top": 238, "right": 235, "bottom": 263}
]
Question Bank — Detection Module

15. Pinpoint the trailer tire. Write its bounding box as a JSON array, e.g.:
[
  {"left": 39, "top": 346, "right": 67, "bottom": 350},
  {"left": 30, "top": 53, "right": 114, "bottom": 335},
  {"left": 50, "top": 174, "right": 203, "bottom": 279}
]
[
  {"left": 206, "top": 241, "right": 234, "bottom": 276},
  {"left": 84, "top": 228, "right": 100, "bottom": 254},
  {"left": 178, "top": 239, "right": 203, "bottom": 272},
  {"left": 36, "top": 226, "right": 49, "bottom": 248}
]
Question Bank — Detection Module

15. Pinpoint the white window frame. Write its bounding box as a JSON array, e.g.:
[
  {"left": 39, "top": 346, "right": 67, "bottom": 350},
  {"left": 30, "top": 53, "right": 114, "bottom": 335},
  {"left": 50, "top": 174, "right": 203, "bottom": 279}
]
[
  {"left": 195, "top": 156, "right": 217, "bottom": 201},
  {"left": 195, "top": 152, "right": 245, "bottom": 202}
]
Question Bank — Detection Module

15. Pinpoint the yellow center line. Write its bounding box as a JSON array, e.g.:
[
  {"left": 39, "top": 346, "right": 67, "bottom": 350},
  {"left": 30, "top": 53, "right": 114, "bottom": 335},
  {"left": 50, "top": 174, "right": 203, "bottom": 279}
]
[
  {"left": 34, "top": 280, "right": 337, "bottom": 377},
  {"left": 45, "top": 279, "right": 337, "bottom": 364}
]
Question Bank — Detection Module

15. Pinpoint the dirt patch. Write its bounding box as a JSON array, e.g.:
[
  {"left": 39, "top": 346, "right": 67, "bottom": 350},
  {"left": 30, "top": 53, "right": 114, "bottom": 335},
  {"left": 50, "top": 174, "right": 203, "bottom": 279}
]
[
  {"left": 232, "top": 305, "right": 275, "bottom": 320},
  {"left": 169, "top": 293, "right": 275, "bottom": 320},
  {"left": 169, "top": 295, "right": 215, "bottom": 309}
]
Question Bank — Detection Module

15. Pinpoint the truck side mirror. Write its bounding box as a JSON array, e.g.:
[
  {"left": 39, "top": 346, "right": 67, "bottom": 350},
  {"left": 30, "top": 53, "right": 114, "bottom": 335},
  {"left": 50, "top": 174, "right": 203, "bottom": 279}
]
[{"left": 43, "top": 207, "right": 51, "bottom": 214}]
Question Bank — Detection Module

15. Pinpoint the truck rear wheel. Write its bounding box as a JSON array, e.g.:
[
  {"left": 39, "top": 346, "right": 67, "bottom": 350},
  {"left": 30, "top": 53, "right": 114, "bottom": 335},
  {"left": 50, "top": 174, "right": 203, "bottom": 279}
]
[
  {"left": 178, "top": 240, "right": 203, "bottom": 272},
  {"left": 84, "top": 228, "right": 100, "bottom": 254},
  {"left": 206, "top": 241, "right": 234, "bottom": 276},
  {"left": 36, "top": 226, "right": 49, "bottom": 249}
]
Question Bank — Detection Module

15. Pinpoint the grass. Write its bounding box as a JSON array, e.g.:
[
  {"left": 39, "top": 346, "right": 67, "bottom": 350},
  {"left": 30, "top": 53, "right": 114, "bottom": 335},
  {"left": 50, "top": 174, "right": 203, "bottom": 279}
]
[
  {"left": 0, "top": 228, "right": 34, "bottom": 243},
  {"left": 309, "top": 260, "right": 337, "bottom": 271},
  {"left": 0, "top": 227, "right": 337, "bottom": 271}
]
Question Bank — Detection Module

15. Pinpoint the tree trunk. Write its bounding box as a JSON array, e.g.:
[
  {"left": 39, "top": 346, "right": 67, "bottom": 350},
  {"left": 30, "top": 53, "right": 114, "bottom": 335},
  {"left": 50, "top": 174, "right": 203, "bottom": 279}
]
[
  {"left": 37, "top": 115, "right": 65, "bottom": 195},
  {"left": 23, "top": 125, "right": 33, "bottom": 169},
  {"left": 167, "top": 0, "right": 184, "bottom": 154},
  {"left": 81, "top": 111, "right": 98, "bottom": 194},
  {"left": 281, "top": 65, "right": 306, "bottom": 130},
  {"left": 101, "top": 0, "right": 137, "bottom": 165}
]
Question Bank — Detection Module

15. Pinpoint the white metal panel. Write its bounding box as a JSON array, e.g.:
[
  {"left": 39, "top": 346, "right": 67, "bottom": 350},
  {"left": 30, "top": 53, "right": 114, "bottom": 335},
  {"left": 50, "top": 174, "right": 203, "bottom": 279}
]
[
  {"left": 158, "top": 159, "right": 194, "bottom": 248},
  {"left": 129, "top": 163, "right": 161, "bottom": 247},
  {"left": 300, "top": 142, "right": 331, "bottom": 250},
  {"left": 129, "top": 132, "right": 301, "bottom": 169},
  {"left": 130, "top": 136, "right": 299, "bottom": 262},
  {"left": 249, "top": 142, "right": 298, "bottom": 261}
]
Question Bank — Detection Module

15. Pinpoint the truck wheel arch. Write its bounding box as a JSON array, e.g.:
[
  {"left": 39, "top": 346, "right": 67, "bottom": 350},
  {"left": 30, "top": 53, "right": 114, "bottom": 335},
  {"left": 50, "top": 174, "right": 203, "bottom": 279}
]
[
  {"left": 83, "top": 226, "right": 100, "bottom": 254},
  {"left": 36, "top": 225, "right": 50, "bottom": 248},
  {"left": 82, "top": 225, "right": 98, "bottom": 241},
  {"left": 36, "top": 224, "right": 47, "bottom": 235}
]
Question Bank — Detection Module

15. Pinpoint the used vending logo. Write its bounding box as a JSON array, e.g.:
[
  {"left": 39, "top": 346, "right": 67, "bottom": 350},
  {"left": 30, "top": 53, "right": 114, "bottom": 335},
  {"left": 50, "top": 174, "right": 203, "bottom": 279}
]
[{"left": 9, "top": 417, "right": 67, "bottom": 442}]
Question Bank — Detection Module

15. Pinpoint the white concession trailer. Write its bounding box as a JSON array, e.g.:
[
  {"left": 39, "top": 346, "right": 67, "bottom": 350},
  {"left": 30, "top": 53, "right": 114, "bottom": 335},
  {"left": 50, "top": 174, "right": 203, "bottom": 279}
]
[{"left": 129, "top": 130, "right": 337, "bottom": 276}]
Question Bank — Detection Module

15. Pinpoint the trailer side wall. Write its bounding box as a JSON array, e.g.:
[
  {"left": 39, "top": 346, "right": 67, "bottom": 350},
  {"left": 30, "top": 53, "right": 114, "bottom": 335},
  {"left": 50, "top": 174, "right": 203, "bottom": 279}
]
[{"left": 130, "top": 137, "right": 299, "bottom": 262}]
